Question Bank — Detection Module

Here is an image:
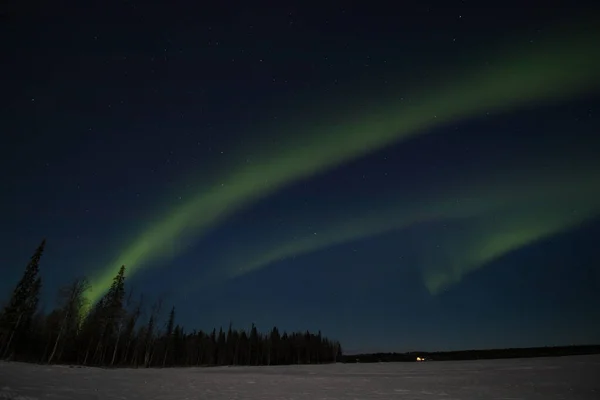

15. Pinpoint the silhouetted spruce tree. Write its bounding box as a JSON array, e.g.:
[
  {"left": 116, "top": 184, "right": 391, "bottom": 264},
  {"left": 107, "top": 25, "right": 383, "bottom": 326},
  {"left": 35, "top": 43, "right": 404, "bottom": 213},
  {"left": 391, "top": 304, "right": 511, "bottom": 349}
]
[
  {"left": 0, "top": 239, "right": 45, "bottom": 359},
  {"left": 80, "top": 293, "right": 107, "bottom": 365},
  {"left": 85, "top": 265, "right": 126, "bottom": 365},
  {"left": 249, "top": 323, "right": 258, "bottom": 365},
  {"left": 120, "top": 295, "right": 142, "bottom": 365},
  {"left": 46, "top": 277, "right": 90, "bottom": 364},
  {"left": 171, "top": 324, "right": 183, "bottom": 365},
  {"left": 216, "top": 327, "right": 226, "bottom": 365},
  {"left": 106, "top": 266, "right": 126, "bottom": 365},
  {"left": 142, "top": 298, "right": 162, "bottom": 367},
  {"left": 226, "top": 323, "right": 235, "bottom": 364},
  {"left": 268, "top": 327, "right": 280, "bottom": 365},
  {"left": 162, "top": 306, "right": 175, "bottom": 367}
]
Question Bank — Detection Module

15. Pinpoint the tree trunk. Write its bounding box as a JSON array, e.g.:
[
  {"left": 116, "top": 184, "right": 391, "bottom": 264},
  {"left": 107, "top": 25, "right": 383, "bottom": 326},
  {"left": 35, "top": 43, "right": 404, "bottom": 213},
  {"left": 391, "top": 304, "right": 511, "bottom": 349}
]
[
  {"left": 92, "top": 334, "right": 104, "bottom": 364},
  {"left": 267, "top": 343, "right": 271, "bottom": 366},
  {"left": 144, "top": 340, "right": 153, "bottom": 367},
  {"left": 121, "top": 337, "right": 133, "bottom": 365},
  {"left": 2, "top": 313, "right": 22, "bottom": 359},
  {"left": 131, "top": 342, "right": 139, "bottom": 367},
  {"left": 162, "top": 344, "right": 169, "bottom": 367},
  {"left": 41, "top": 330, "right": 53, "bottom": 363},
  {"left": 199, "top": 344, "right": 203, "bottom": 366},
  {"left": 110, "top": 325, "right": 122, "bottom": 366},
  {"left": 83, "top": 337, "right": 93, "bottom": 365},
  {"left": 48, "top": 310, "right": 70, "bottom": 364}
]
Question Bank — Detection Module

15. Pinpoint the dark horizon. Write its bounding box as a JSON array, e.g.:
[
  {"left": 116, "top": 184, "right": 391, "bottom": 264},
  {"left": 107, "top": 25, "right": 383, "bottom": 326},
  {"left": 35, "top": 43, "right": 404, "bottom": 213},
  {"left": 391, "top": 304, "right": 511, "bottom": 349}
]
[
  {"left": 343, "top": 344, "right": 600, "bottom": 357},
  {"left": 2, "top": 0, "right": 600, "bottom": 352}
]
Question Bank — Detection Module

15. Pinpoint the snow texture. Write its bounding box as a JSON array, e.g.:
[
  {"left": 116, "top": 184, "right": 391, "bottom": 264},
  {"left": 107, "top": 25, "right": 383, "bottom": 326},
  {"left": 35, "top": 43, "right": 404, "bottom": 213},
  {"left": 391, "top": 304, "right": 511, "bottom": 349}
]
[{"left": 0, "top": 355, "right": 599, "bottom": 399}]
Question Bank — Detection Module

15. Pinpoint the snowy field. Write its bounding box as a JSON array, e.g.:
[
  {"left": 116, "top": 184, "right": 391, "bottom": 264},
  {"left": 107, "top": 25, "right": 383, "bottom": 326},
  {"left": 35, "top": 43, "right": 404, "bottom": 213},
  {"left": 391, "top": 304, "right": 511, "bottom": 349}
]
[{"left": 1, "top": 355, "right": 599, "bottom": 399}]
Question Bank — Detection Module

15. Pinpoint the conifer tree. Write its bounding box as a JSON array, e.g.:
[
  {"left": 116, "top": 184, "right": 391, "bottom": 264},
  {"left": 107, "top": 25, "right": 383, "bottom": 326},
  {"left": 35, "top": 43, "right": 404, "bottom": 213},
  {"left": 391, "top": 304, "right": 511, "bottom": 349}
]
[
  {"left": 162, "top": 306, "right": 175, "bottom": 367},
  {"left": 120, "top": 295, "right": 142, "bottom": 365},
  {"left": 143, "top": 298, "right": 162, "bottom": 367},
  {"left": 89, "top": 265, "right": 126, "bottom": 365},
  {"left": 249, "top": 323, "right": 258, "bottom": 365},
  {"left": 216, "top": 327, "right": 226, "bottom": 365},
  {"left": 47, "top": 277, "right": 89, "bottom": 364},
  {"left": 106, "top": 266, "right": 126, "bottom": 365},
  {"left": 0, "top": 239, "right": 45, "bottom": 358}
]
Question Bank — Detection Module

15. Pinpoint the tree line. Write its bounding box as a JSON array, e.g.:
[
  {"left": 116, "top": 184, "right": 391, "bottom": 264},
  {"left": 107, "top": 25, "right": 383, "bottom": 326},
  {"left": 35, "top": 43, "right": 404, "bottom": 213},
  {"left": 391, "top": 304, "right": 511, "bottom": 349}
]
[
  {"left": 0, "top": 240, "right": 343, "bottom": 367},
  {"left": 343, "top": 345, "right": 600, "bottom": 363}
]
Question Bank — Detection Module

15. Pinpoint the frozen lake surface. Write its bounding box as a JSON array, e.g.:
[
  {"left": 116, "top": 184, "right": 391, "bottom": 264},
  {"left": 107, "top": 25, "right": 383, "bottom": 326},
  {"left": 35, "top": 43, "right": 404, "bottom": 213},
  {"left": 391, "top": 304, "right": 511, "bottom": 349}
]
[{"left": 1, "top": 355, "right": 599, "bottom": 399}]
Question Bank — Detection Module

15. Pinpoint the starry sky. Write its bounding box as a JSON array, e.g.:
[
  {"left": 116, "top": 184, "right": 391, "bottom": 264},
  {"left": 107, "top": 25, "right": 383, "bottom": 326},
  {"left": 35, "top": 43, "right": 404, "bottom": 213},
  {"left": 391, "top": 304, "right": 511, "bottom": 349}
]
[{"left": 2, "top": 1, "right": 600, "bottom": 353}]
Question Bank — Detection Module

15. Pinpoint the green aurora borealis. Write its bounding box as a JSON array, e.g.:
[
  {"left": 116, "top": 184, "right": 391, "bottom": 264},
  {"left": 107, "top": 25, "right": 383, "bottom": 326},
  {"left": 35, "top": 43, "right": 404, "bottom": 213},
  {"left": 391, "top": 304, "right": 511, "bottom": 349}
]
[
  {"left": 86, "top": 25, "right": 600, "bottom": 303},
  {"left": 206, "top": 156, "right": 600, "bottom": 294}
]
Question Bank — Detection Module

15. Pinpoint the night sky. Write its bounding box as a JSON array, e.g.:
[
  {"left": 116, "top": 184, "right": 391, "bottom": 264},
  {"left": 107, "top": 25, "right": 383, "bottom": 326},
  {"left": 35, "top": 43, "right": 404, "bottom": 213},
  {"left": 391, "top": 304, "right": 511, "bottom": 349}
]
[{"left": 2, "top": 1, "right": 600, "bottom": 353}]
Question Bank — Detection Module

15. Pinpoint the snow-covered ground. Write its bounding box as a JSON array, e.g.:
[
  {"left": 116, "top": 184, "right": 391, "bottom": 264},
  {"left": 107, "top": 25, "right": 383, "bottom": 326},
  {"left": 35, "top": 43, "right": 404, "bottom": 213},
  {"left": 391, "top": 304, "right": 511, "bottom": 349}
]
[{"left": 1, "top": 355, "right": 599, "bottom": 399}]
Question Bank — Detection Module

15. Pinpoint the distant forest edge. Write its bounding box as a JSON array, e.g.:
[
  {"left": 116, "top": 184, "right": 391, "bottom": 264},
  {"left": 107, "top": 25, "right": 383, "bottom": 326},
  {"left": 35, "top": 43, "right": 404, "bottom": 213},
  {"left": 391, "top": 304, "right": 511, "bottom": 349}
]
[
  {"left": 342, "top": 345, "right": 600, "bottom": 363},
  {"left": 0, "top": 240, "right": 343, "bottom": 367}
]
